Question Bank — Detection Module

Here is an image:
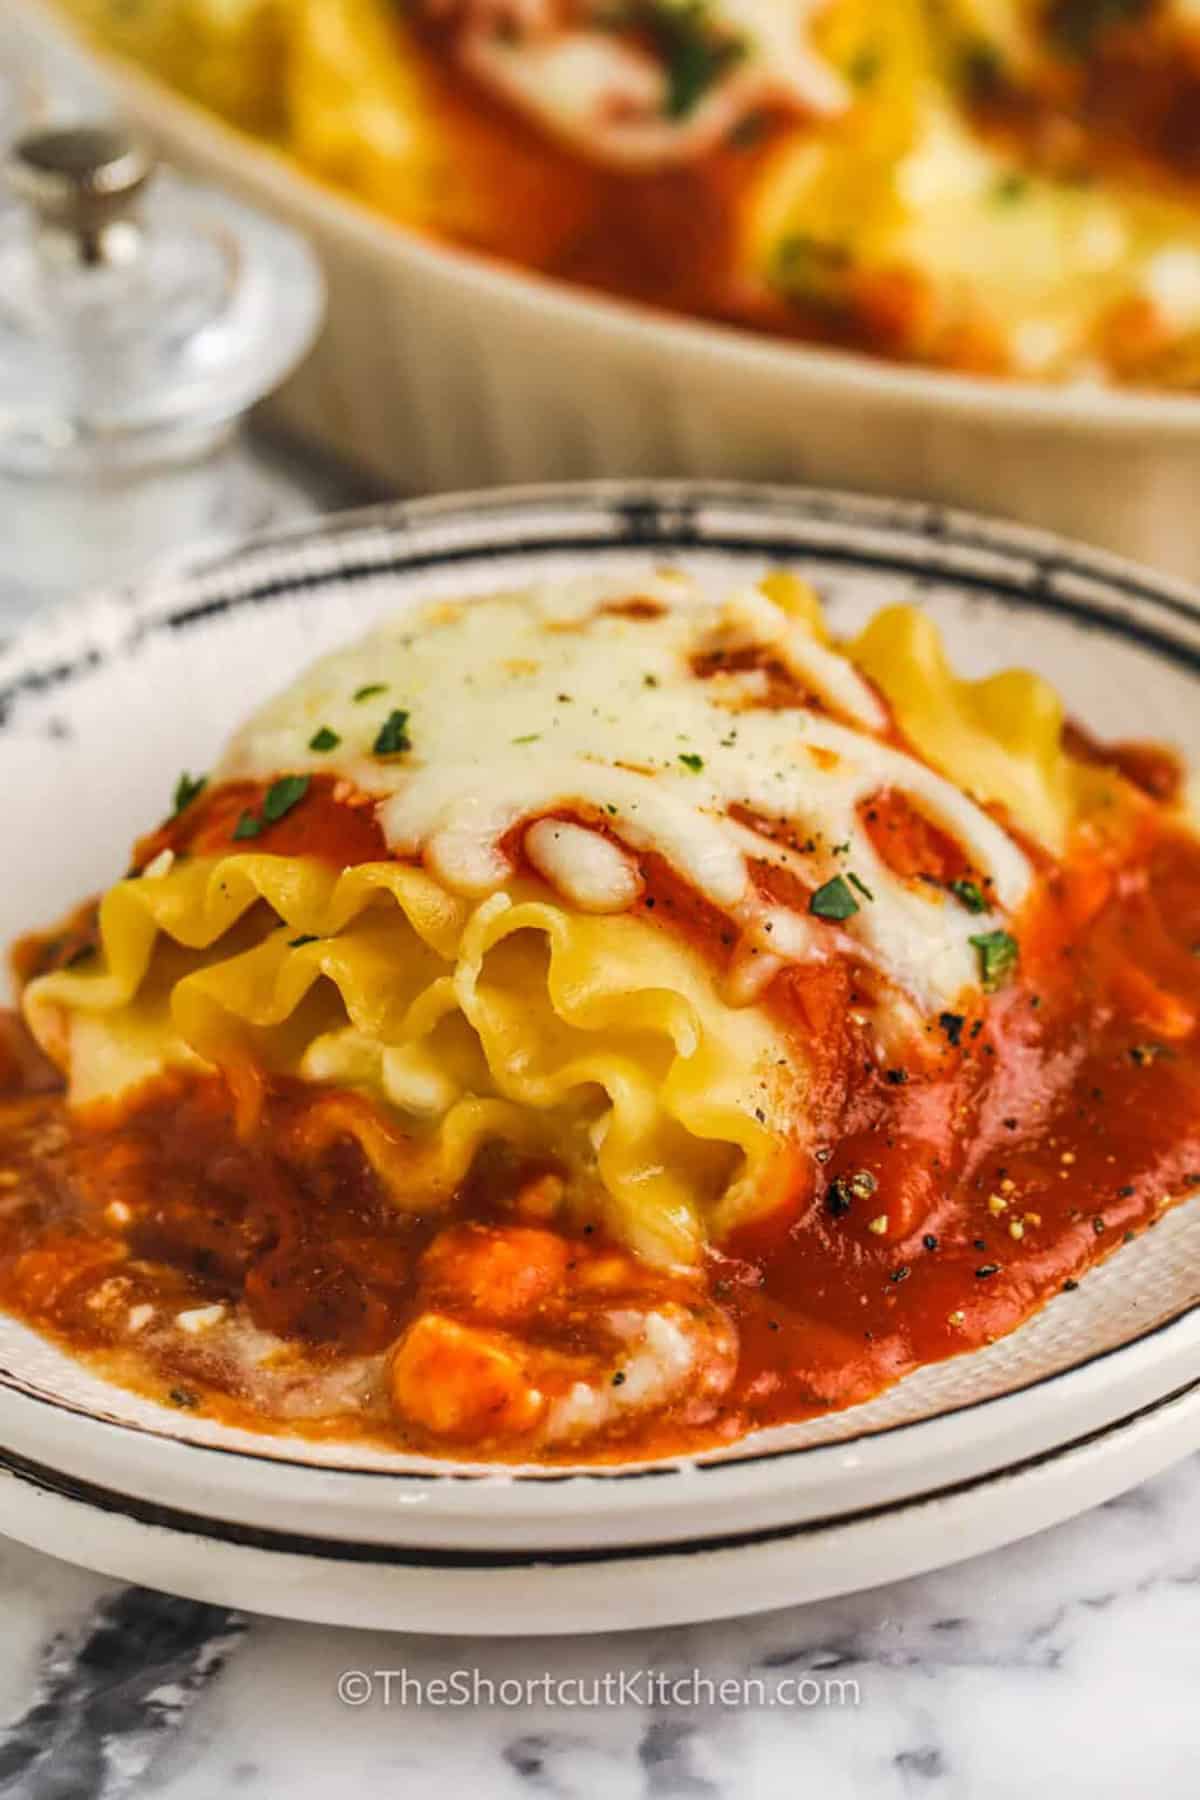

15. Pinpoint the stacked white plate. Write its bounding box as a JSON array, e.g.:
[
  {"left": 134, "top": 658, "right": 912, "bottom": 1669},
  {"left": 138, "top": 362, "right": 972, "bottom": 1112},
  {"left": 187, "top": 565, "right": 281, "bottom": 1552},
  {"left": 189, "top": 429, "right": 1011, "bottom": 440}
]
[{"left": 2, "top": 485, "right": 1198, "bottom": 1630}]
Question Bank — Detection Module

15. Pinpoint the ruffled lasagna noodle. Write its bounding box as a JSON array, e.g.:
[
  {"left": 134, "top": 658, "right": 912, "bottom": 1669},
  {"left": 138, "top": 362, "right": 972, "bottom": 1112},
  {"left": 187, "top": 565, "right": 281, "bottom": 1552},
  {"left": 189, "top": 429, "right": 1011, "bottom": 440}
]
[{"left": 4, "top": 568, "right": 1200, "bottom": 1460}]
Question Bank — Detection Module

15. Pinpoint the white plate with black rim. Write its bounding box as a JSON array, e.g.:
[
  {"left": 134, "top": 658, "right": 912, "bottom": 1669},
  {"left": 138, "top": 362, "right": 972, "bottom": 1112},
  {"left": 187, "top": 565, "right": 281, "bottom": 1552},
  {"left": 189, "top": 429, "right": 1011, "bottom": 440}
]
[{"left": 2, "top": 482, "right": 1200, "bottom": 1634}]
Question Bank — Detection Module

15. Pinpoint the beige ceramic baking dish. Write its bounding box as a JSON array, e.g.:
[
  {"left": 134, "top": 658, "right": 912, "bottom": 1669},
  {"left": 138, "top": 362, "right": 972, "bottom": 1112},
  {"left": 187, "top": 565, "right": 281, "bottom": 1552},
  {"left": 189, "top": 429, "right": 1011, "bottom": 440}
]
[{"left": 12, "top": 0, "right": 1200, "bottom": 578}]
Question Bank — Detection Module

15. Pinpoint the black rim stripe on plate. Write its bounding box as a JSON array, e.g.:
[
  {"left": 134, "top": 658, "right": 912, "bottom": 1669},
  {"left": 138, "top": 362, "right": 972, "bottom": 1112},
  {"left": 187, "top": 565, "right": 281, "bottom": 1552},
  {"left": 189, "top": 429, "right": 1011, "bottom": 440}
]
[
  {"left": 4, "top": 486, "right": 1200, "bottom": 724},
  {"left": 1, "top": 1374, "right": 1197, "bottom": 1570}
]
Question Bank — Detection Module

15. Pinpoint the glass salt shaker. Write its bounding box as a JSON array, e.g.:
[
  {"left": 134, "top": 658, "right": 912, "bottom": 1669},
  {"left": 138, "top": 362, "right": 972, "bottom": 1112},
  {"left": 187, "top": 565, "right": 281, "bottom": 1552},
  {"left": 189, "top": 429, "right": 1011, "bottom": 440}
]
[{"left": 0, "top": 123, "right": 324, "bottom": 617}]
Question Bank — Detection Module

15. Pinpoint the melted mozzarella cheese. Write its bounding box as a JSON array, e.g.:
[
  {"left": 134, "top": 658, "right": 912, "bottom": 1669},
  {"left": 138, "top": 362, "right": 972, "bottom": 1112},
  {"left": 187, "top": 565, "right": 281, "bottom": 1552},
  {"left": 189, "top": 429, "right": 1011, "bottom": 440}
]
[
  {"left": 220, "top": 571, "right": 1033, "bottom": 1023},
  {"left": 524, "top": 818, "right": 644, "bottom": 913}
]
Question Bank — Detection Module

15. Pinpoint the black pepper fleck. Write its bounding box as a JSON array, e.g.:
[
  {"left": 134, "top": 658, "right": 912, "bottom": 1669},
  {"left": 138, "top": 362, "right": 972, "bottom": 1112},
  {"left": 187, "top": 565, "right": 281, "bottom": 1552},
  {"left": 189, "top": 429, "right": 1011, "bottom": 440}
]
[{"left": 826, "top": 1178, "right": 853, "bottom": 1217}]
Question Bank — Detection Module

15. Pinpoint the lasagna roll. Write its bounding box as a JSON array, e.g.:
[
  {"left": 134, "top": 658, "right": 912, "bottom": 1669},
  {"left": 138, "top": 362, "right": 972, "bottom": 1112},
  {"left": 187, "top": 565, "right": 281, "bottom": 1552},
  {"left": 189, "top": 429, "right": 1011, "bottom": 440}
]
[{"left": 5, "top": 569, "right": 1200, "bottom": 1459}]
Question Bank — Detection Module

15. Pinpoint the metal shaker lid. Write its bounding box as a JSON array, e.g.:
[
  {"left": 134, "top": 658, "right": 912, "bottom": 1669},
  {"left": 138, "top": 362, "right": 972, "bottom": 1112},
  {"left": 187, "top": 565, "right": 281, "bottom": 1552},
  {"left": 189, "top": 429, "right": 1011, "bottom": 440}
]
[{"left": 6, "top": 124, "right": 154, "bottom": 265}]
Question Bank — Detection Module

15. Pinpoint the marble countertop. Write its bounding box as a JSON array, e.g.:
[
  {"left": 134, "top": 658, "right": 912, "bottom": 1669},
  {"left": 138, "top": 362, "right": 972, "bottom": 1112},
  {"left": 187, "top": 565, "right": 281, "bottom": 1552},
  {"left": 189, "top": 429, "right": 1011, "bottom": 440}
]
[
  {"left": 2, "top": 1454, "right": 1197, "bottom": 1798},
  {"left": 1, "top": 437, "right": 1197, "bottom": 1799}
]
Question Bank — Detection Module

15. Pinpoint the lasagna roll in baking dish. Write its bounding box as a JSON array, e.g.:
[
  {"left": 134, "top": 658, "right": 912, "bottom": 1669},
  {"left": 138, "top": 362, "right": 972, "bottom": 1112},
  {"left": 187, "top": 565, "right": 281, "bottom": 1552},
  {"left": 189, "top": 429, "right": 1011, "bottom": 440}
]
[
  {"left": 53, "top": 0, "right": 1200, "bottom": 383},
  {"left": 5, "top": 569, "right": 1200, "bottom": 1460}
]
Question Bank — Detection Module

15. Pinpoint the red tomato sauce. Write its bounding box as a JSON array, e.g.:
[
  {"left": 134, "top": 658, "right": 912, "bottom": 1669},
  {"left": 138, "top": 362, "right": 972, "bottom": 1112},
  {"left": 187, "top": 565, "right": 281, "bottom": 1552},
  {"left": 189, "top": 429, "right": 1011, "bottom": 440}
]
[
  {"left": 136, "top": 773, "right": 389, "bottom": 870},
  {"left": 968, "top": 6, "right": 1200, "bottom": 194},
  {"left": 860, "top": 788, "right": 979, "bottom": 887}
]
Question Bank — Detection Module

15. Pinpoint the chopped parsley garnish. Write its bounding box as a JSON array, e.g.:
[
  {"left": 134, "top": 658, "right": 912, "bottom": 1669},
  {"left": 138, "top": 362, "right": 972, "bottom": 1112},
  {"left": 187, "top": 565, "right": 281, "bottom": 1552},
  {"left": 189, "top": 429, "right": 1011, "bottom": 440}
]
[
  {"left": 233, "top": 775, "right": 311, "bottom": 841},
  {"left": 810, "top": 875, "right": 859, "bottom": 922},
  {"left": 309, "top": 727, "right": 340, "bottom": 753},
  {"left": 638, "top": 0, "right": 747, "bottom": 119},
  {"left": 970, "top": 928, "right": 1019, "bottom": 991},
  {"left": 513, "top": 734, "right": 541, "bottom": 745},
  {"left": 991, "top": 172, "right": 1029, "bottom": 206},
  {"left": 847, "top": 872, "right": 875, "bottom": 903},
  {"left": 949, "top": 878, "right": 987, "bottom": 915},
  {"left": 172, "top": 771, "right": 207, "bottom": 818},
  {"left": 772, "top": 233, "right": 852, "bottom": 303},
  {"left": 353, "top": 684, "right": 387, "bottom": 703},
  {"left": 975, "top": 1263, "right": 1001, "bottom": 1279},
  {"left": 678, "top": 752, "right": 705, "bottom": 773},
  {"left": 373, "top": 709, "right": 412, "bottom": 758},
  {"left": 848, "top": 45, "right": 883, "bottom": 86},
  {"left": 288, "top": 934, "right": 319, "bottom": 948},
  {"left": 262, "top": 775, "right": 311, "bottom": 823}
]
